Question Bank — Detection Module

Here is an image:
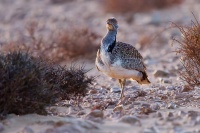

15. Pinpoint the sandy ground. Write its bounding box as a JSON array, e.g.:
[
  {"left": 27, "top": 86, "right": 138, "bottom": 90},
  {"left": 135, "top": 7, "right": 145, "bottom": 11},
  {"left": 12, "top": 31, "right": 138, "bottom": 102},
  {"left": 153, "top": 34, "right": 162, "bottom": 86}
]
[{"left": 1, "top": 0, "right": 200, "bottom": 133}]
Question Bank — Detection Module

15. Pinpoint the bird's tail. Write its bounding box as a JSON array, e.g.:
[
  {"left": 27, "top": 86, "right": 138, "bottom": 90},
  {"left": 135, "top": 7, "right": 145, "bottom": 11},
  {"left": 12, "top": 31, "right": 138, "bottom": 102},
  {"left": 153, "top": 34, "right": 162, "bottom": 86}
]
[
  {"left": 138, "top": 78, "right": 151, "bottom": 84},
  {"left": 132, "top": 71, "right": 151, "bottom": 84}
]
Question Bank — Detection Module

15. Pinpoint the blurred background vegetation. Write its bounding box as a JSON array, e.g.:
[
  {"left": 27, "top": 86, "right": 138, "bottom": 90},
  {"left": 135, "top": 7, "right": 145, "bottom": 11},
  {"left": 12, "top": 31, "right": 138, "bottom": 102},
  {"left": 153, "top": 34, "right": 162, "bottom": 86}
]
[{"left": 0, "top": 0, "right": 187, "bottom": 61}]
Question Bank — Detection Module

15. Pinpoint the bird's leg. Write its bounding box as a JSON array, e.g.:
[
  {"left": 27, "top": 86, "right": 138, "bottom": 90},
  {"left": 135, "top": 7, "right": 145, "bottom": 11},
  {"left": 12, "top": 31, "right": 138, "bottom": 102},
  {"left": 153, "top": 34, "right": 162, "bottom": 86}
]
[{"left": 118, "top": 79, "right": 126, "bottom": 100}]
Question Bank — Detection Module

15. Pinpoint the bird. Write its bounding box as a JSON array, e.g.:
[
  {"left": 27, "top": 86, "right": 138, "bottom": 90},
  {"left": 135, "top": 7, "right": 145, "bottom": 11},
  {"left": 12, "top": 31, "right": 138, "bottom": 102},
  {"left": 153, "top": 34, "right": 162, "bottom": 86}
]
[{"left": 95, "top": 17, "right": 150, "bottom": 102}]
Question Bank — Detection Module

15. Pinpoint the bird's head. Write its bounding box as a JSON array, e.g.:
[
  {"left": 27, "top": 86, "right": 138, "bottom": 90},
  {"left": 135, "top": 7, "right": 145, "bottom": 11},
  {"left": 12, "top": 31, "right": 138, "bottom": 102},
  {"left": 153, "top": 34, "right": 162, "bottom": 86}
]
[{"left": 106, "top": 17, "right": 118, "bottom": 31}]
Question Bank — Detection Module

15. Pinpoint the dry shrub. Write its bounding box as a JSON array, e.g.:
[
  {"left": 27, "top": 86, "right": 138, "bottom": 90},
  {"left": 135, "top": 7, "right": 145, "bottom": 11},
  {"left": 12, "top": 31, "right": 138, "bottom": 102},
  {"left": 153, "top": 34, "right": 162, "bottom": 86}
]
[
  {"left": 1, "top": 22, "right": 53, "bottom": 58},
  {"left": 44, "top": 64, "right": 94, "bottom": 102},
  {"left": 137, "top": 34, "right": 152, "bottom": 49},
  {"left": 174, "top": 16, "right": 200, "bottom": 87},
  {"left": 104, "top": 0, "right": 182, "bottom": 13},
  {"left": 56, "top": 27, "right": 99, "bottom": 60},
  {"left": 1, "top": 22, "right": 99, "bottom": 62},
  {"left": 0, "top": 51, "right": 94, "bottom": 117},
  {"left": 0, "top": 51, "right": 49, "bottom": 116}
]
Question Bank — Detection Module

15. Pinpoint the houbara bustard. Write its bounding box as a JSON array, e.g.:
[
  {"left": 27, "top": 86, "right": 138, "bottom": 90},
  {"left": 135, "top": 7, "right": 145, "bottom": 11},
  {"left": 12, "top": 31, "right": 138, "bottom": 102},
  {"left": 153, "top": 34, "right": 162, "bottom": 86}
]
[{"left": 95, "top": 18, "right": 150, "bottom": 101}]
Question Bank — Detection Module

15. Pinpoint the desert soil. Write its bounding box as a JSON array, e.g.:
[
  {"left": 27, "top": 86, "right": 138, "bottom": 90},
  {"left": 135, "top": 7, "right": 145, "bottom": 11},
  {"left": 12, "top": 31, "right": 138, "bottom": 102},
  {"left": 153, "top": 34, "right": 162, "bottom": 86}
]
[{"left": 1, "top": 0, "right": 200, "bottom": 133}]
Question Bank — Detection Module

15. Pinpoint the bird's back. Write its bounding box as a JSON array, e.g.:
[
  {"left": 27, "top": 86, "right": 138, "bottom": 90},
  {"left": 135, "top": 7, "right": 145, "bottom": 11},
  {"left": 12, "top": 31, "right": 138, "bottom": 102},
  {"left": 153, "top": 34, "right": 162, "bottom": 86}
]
[
  {"left": 110, "top": 41, "right": 146, "bottom": 72},
  {"left": 112, "top": 42, "right": 143, "bottom": 59}
]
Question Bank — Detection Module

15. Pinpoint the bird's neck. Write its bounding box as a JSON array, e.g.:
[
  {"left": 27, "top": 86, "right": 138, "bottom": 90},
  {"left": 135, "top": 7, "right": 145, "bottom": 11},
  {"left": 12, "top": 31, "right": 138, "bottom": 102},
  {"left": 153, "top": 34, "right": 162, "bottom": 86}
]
[{"left": 101, "top": 30, "right": 117, "bottom": 53}]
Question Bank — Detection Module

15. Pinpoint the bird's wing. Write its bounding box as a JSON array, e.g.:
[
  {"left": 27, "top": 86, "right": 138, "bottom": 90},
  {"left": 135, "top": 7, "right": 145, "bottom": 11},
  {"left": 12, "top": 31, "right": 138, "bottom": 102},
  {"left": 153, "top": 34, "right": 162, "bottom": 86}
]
[
  {"left": 120, "top": 58, "right": 146, "bottom": 72},
  {"left": 95, "top": 49, "right": 103, "bottom": 71},
  {"left": 113, "top": 42, "right": 146, "bottom": 72}
]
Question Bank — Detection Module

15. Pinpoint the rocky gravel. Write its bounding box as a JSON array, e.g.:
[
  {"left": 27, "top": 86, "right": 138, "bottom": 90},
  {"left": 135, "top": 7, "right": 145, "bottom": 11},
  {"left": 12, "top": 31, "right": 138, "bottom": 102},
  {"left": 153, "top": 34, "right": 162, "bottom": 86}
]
[{"left": 1, "top": 0, "right": 200, "bottom": 133}]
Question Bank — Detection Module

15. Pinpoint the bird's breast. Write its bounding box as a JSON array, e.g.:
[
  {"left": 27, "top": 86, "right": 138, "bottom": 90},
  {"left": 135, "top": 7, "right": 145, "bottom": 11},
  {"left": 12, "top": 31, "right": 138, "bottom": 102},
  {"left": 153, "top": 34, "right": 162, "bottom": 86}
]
[
  {"left": 100, "top": 50, "right": 112, "bottom": 66},
  {"left": 95, "top": 49, "right": 114, "bottom": 76}
]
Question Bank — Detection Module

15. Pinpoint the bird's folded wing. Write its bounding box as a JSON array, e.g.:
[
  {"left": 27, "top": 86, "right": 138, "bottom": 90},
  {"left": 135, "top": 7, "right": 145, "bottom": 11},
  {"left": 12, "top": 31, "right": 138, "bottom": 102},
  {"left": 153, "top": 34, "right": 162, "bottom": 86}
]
[
  {"left": 114, "top": 42, "right": 146, "bottom": 72},
  {"left": 115, "top": 42, "right": 143, "bottom": 59},
  {"left": 121, "top": 58, "right": 146, "bottom": 72},
  {"left": 95, "top": 49, "right": 104, "bottom": 71}
]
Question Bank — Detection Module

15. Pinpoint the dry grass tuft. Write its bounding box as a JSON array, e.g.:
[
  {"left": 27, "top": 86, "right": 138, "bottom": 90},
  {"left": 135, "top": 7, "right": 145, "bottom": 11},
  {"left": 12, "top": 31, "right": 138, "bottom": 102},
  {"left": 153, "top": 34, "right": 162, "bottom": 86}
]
[
  {"left": 0, "top": 51, "right": 49, "bottom": 116},
  {"left": 45, "top": 64, "right": 94, "bottom": 102},
  {"left": 138, "top": 34, "right": 152, "bottom": 49},
  {"left": 1, "top": 22, "right": 99, "bottom": 62},
  {"left": 104, "top": 0, "right": 182, "bottom": 13},
  {"left": 174, "top": 16, "right": 200, "bottom": 87},
  {"left": 0, "top": 51, "right": 94, "bottom": 118},
  {"left": 56, "top": 27, "right": 99, "bottom": 60}
]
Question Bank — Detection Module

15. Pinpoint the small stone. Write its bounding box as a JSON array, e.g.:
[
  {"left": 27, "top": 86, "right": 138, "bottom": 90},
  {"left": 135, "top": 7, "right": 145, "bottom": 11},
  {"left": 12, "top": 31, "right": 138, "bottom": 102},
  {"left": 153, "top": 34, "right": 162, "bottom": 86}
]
[
  {"left": 194, "top": 129, "right": 200, "bottom": 133},
  {"left": 161, "top": 78, "right": 172, "bottom": 84},
  {"left": 99, "top": 88, "right": 107, "bottom": 94},
  {"left": 137, "top": 90, "right": 147, "bottom": 97},
  {"left": 168, "top": 112, "right": 174, "bottom": 117},
  {"left": 157, "top": 112, "right": 162, "bottom": 117},
  {"left": 132, "top": 101, "right": 141, "bottom": 105},
  {"left": 175, "top": 64, "right": 183, "bottom": 70},
  {"left": 140, "top": 106, "right": 155, "bottom": 115},
  {"left": 172, "top": 56, "right": 179, "bottom": 62},
  {"left": 89, "top": 89, "right": 98, "bottom": 94},
  {"left": 0, "top": 123, "right": 4, "bottom": 132},
  {"left": 170, "top": 127, "right": 185, "bottom": 133},
  {"left": 65, "top": 104, "right": 72, "bottom": 107},
  {"left": 68, "top": 106, "right": 79, "bottom": 115},
  {"left": 78, "top": 121, "right": 99, "bottom": 129},
  {"left": 110, "top": 87, "right": 121, "bottom": 93},
  {"left": 54, "top": 121, "right": 65, "bottom": 127},
  {"left": 167, "top": 102, "right": 177, "bottom": 109},
  {"left": 21, "top": 127, "right": 34, "bottom": 133},
  {"left": 173, "top": 121, "right": 182, "bottom": 126},
  {"left": 175, "top": 93, "right": 191, "bottom": 99},
  {"left": 113, "top": 105, "right": 123, "bottom": 112},
  {"left": 130, "top": 86, "right": 140, "bottom": 90},
  {"left": 188, "top": 111, "right": 199, "bottom": 119},
  {"left": 86, "top": 110, "right": 104, "bottom": 118},
  {"left": 126, "top": 80, "right": 132, "bottom": 85},
  {"left": 150, "top": 103, "right": 160, "bottom": 111},
  {"left": 177, "top": 111, "right": 187, "bottom": 116},
  {"left": 166, "top": 86, "right": 175, "bottom": 90},
  {"left": 159, "top": 86, "right": 166, "bottom": 90},
  {"left": 119, "top": 116, "right": 140, "bottom": 125},
  {"left": 128, "top": 97, "right": 135, "bottom": 102},
  {"left": 155, "top": 120, "right": 165, "bottom": 125},
  {"left": 141, "top": 103, "right": 150, "bottom": 107},
  {"left": 127, "top": 104, "right": 134, "bottom": 110},
  {"left": 143, "top": 128, "right": 154, "bottom": 133},
  {"left": 153, "top": 70, "right": 170, "bottom": 78},
  {"left": 194, "top": 116, "right": 200, "bottom": 125},
  {"left": 143, "top": 127, "right": 159, "bottom": 133}
]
